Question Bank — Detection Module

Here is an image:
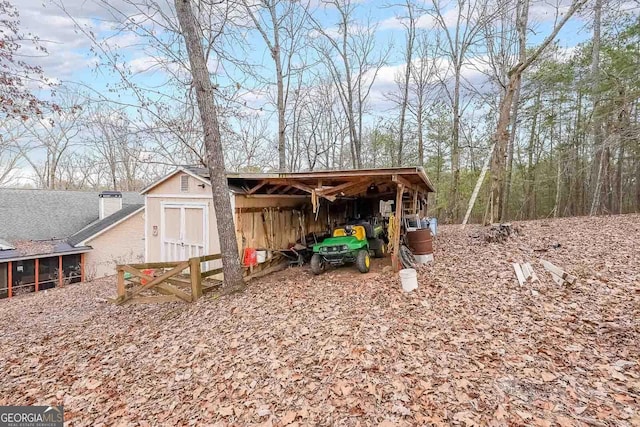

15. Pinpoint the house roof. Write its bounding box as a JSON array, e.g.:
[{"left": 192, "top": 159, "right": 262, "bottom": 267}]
[
  {"left": 143, "top": 166, "right": 435, "bottom": 199},
  {"left": 0, "top": 189, "right": 143, "bottom": 241},
  {"left": 67, "top": 204, "right": 144, "bottom": 247}
]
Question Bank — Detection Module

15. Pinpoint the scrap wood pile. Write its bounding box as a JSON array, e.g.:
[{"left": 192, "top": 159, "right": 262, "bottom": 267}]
[{"left": 0, "top": 214, "right": 639, "bottom": 426}]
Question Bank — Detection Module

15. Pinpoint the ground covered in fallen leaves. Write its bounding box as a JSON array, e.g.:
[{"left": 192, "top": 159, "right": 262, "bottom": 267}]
[{"left": 1, "top": 214, "right": 639, "bottom": 426}]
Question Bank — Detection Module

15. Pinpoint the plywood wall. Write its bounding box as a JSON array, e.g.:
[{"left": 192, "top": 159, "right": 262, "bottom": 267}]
[{"left": 234, "top": 195, "right": 347, "bottom": 250}]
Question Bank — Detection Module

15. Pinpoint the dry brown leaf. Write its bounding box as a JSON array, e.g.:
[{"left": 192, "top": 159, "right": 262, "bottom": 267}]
[
  {"left": 494, "top": 404, "right": 507, "bottom": 420},
  {"left": 257, "top": 408, "right": 271, "bottom": 417},
  {"left": 540, "top": 371, "right": 556, "bottom": 382},
  {"left": 192, "top": 386, "right": 204, "bottom": 400},
  {"left": 218, "top": 406, "right": 234, "bottom": 417},
  {"left": 556, "top": 416, "right": 574, "bottom": 427},
  {"left": 280, "top": 411, "right": 296, "bottom": 425},
  {"left": 86, "top": 379, "right": 102, "bottom": 390},
  {"left": 533, "top": 418, "right": 552, "bottom": 427},
  {"left": 574, "top": 405, "right": 588, "bottom": 415}
]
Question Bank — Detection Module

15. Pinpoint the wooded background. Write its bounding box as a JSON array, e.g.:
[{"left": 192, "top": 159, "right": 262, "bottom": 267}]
[{"left": 0, "top": 0, "right": 638, "bottom": 224}]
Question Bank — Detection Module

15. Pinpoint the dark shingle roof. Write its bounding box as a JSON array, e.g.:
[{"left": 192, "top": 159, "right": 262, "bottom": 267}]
[
  {"left": 67, "top": 204, "right": 144, "bottom": 246},
  {"left": 0, "top": 189, "right": 143, "bottom": 241},
  {"left": 0, "top": 239, "right": 91, "bottom": 261}
]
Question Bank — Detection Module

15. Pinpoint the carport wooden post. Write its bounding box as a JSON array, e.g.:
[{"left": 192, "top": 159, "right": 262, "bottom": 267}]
[
  {"left": 7, "top": 261, "right": 12, "bottom": 298},
  {"left": 58, "top": 255, "right": 63, "bottom": 288},
  {"left": 35, "top": 258, "right": 39, "bottom": 292},
  {"left": 392, "top": 183, "right": 405, "bottom": 271}
]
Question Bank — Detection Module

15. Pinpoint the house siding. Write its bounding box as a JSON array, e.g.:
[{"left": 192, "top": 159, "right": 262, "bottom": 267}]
[
  {"left": 84, "top": 210, "right": 145, "bottom": 278},
  {"left": 145, "top": 172, "right": 220, "bottom": 262},
  {"left": 149, "top": 172, "right": 212, "bottom": 196}
]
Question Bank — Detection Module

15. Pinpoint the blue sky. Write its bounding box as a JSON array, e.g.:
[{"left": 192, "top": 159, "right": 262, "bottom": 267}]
[{"left": 15, "top": 0, "right": 598, "bottom": 113}]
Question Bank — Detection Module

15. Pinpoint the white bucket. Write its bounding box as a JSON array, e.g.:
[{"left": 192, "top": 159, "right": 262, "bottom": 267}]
[
  {"left": 399, "top": 268, "right": 418, "bottom": 292},
  {"left": 256, "top": 250, "right": 267, "bottom": 264},
  {"left": 415, "top": 254, "right": 434, "bottom": 264}
]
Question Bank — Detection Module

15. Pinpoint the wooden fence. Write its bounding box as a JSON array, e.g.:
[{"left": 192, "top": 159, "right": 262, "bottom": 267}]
[{"left": 114, "top": 254, "right": 222, "bottom": 305}]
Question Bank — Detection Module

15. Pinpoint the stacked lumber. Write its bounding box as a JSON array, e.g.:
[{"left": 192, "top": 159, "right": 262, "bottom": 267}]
[
  {"left": 512, "top": 262, "right": 539, "bottom": 286},
  {"left": 541, "top": 259, "right": 577, "bottom": 286}
]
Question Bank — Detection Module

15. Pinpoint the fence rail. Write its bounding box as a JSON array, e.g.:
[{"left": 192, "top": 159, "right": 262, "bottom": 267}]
[{"left": 114, "top": 254, "right": 222, "bottom": 305}]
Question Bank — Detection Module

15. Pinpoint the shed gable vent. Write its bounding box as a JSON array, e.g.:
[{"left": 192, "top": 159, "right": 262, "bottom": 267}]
[{"left": 180, "top": 175, "right": 189, "bottom": 192}]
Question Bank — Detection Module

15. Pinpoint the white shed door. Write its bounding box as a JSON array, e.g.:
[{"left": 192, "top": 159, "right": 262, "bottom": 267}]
[{"left": 161, "top": 204, "right": 207, "bottom": 262}]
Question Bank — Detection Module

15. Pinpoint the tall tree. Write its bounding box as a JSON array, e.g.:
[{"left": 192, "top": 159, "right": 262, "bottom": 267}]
[
  {"left": 429, "top": 0, "right": 488, "bottom": 221},
  {"left": 589, "top": 0, "right": 605, "bottom": 215},
  {"left": 242, "top": 0, "right": 310, "bottom": 172},
  {"left": 489, "top": 0, "right": 587, "bottom": 222},
  {"left": 408, "top": 32, "right": 436, "bottom": 166},
  {"left": 395, "top": 0, "right": 417, "bottom": 166},
  {"left": 174, "top": 0, "right": 245, "bottom": 290},
  {"left": 310, "top": 0, "right": 388, "bottom": 168}
]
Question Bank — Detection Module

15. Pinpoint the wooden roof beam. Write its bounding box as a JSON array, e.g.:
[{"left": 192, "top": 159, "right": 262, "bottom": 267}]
[
  {"left": 341, "top": 181, "right": 378, "bottom": 197},
  {"left": 317, "top": 178, "right": 369, "bottom": 197},
  {"left": 247, "top": 180, "right": 268, "bottom": 194},
  {"left": 287, "top": 181, "right": 315, "bottom": 194},
  {"left": 392, "top": 174, "right": 418, "bottom": 192},
  {"left": 266, "top": 185, "right": 284, "bottom": 194}
]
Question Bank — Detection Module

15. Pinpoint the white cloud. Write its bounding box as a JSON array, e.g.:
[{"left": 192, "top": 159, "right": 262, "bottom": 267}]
[{"left": 379, "top": 9, "right": 456, "bottom": 31}]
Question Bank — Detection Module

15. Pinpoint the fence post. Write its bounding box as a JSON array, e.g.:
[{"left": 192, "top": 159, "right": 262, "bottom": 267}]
[
  {"left": 8, "top": 261, "right": 12, "bottom": 299},
  {"left": 190, "top": 257, "right": 202, "bottom": 301},
  {"left": 35, "top": 258, "right": 39, "bottom": 292},
  {"left": 117, "top": 266, "right": 125, "bottom": 301},
  {"left": 58, "top": 255, "right": 63, "bottom": 288}
]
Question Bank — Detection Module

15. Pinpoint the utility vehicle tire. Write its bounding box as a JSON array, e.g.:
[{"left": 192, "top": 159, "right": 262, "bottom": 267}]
[
  {"left": 356, "top": 249, "right": 371, "bottom": 273},
  {"left": 310, "top": 254, "right": 325, "bottom": 275},
  {"left": 399, "top": 244, "right": 417, "bottom": 269},
  {"left": 372, "top": 239, "right": 386, "bottom": 258}
]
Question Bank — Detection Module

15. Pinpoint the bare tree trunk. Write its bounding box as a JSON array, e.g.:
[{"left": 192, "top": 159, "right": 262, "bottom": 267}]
[
  {"left": 417, "top": 104, "right": 424, "bottom": 166},
  {"left": 396, "top": 0, "right": 415, "bottom": 167},
  {"left": 450, "top": 69, "right": 461, "bottom": 221},
  {"left": 554, "top": 151, "right": 562, "bottom": 217},
  {"left": 243, "top": 1, "right": 290, "bottom": 171},
  {"left": 525, "top": 90, "right": 540, "bottom": 219},
  {"left": 501, "top": 0, "right": 529, "bottom": 220},
  {"left": 174, "top": 0, "right": 244, "bottom": 290},
  {"left": 490, "top": 74, "right": 519, "bottom": 221},
  {"left": 275, "top": 53, "right": 286, "bottom": 171},
  {"left": 589, "top": 0, "right": 603, "bottom": 216},
  {"left": 490, "top": 0, "right": 585, "bottom": 221}
]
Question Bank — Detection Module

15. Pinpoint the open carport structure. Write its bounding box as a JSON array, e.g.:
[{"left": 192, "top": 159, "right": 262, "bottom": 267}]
[{"left": 226, "top": 167, "right": 436, "bottom": 271}]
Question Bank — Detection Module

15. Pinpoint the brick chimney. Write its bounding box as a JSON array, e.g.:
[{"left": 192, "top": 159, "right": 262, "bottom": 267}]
[{"left": 99, "top": 191, "right": 123, "bottom": 219}]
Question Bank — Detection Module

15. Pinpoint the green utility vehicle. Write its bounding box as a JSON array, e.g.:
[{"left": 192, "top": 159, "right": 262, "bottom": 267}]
[{"left": 310, "top": 223, "right": 386, "bottom": 275}]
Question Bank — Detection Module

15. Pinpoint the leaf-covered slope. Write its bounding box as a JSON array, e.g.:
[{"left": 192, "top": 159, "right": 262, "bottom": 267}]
[{"left": 0, "top": 214, "right": 638, "bottom": 426}]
